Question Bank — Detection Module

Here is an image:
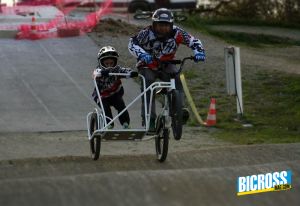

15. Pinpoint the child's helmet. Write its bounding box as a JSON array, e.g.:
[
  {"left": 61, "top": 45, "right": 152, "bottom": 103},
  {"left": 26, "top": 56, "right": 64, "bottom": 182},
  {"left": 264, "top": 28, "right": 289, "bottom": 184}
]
[{"left": 97, "top": 46, "right": 119, "bottom": 69}]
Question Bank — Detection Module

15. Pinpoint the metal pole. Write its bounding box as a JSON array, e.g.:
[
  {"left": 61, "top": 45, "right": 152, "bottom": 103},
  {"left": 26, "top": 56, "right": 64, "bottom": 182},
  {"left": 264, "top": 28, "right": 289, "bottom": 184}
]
[
  {"left": 233, "top": 47, "right": 243, "bottom": 116},
  {"left": 224, "top": 46, "right": 244, "bottom": 117}
]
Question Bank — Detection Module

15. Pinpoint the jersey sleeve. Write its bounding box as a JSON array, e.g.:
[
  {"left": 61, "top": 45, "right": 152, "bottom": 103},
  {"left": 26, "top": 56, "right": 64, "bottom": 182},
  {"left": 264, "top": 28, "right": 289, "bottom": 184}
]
[
  {"left": 175, "top": 26, "right": 204, "bottom": 53},
  {"left": 128, "top": 27, "right": 150, "bottom": 58},
  {"left": 116, "top": 66, "right": 132, "bottom": 74}
]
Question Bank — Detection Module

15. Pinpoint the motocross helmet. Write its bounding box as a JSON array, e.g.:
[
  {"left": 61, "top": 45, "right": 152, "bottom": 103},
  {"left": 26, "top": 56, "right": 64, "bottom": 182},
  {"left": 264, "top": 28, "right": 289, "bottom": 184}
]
[
  {"left": 152, "top": 8, "right": 174, "bottom": 39},
  {"left": 97, "top": 46, "right": 119, "bottom": 69}
]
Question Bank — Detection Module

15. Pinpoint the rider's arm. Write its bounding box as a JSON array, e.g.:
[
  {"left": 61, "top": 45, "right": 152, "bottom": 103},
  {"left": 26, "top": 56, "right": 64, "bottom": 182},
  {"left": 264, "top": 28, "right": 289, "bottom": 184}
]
[
  {"left": 128, "top": 27, "right": 151, "bottom": 59},
  {"left": 115, "top": 66, "right": 139, "bottom": 78},
  {"left": 115, "top": 66, "right": 131, "bottom": 75},
  {"left": 175, "top": 26, "right": 205, "bottom": 53}
]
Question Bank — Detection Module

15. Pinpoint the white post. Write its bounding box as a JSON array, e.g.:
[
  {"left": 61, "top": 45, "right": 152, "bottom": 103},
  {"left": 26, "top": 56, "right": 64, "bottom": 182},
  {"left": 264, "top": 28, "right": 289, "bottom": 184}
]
[
  {"left": 224, "top": 46, "right": 244, "bottom": 117},
  {"left": 234, "top": 47, "right": 243, "bottom": 116},
  {"left": 225, "top": 47, "right": 236, "bottom": 95}
]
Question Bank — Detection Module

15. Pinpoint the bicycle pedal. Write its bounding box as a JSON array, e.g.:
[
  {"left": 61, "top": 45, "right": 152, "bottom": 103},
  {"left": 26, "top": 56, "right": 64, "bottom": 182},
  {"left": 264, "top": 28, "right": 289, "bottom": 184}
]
[{"left": 156, "top": 88, "right": 168, "bottom": 95}]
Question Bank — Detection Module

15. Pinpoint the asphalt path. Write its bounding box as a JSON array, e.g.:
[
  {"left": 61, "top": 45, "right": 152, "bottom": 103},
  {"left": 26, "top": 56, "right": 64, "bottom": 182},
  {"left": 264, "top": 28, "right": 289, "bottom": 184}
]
[{"left": 0, "top": 36, "right": 142, "bottom": 132}]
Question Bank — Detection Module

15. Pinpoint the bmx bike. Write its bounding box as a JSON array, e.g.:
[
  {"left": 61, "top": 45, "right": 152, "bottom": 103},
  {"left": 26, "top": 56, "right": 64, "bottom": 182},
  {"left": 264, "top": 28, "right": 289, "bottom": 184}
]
[
  {"left": 86, "top": 56, "right": 194, "bottom": 162},
  {"left": 133, "top": 10, "right": 188, "bottom": 22}
]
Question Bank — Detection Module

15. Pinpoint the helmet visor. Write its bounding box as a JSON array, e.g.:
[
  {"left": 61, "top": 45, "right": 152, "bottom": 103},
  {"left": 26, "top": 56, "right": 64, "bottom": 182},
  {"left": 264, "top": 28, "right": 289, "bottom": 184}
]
[{"left": 153, "top": 22, "right": 172, "bottom": 38}]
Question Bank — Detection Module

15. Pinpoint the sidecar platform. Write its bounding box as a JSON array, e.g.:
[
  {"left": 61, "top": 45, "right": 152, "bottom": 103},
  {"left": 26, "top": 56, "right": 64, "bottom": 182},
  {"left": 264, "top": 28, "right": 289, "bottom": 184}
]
[{"left": 92, "top": 130, "right": 150, "bottom": 141}]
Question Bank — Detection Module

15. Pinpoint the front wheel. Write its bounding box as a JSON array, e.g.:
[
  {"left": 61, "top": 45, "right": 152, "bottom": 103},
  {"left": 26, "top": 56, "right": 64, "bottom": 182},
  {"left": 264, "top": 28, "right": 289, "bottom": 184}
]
[
  {"left": 169, "top": 90, "right": 183, "bottom": 140},
  {"left": 155, "top": 116, "right": 169, "bottom": 162},
  {"left": 89, "top": 113, "right": 101, "bottom": 160}
]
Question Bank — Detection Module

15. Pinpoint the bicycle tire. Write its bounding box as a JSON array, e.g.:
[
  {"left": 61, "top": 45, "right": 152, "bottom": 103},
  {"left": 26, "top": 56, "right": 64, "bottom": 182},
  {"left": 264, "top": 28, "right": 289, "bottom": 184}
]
[
  {"left": 133, "top": 11, "right": 152, "bottom": 20},
  {"left": 155, "top": 116, "right": 169, "bottom": 162},
  {"left": 89, "top": 113, "right": 101, "bottom": 160},
  {"left": 170, "top": 90, "right": 183, "bottom": 140}
]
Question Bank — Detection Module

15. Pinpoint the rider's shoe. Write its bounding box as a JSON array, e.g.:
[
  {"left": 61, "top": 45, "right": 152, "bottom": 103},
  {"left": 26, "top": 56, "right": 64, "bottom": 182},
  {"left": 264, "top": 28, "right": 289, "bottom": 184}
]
[
  {"left": 142, "top": 118, "right": 145, "bottom": 127},
  {"left": 123, "top": 122, "right": 130, "bottom": 129},
  {"left": 182, "top": 108, "right": 190, "bottom": 125}
]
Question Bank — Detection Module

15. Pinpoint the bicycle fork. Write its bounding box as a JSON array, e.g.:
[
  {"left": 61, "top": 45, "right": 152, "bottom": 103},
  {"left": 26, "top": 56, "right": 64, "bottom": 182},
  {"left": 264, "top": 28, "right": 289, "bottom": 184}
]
[{"left": 163, "top": 78, "right": 176, "bottom": 129}]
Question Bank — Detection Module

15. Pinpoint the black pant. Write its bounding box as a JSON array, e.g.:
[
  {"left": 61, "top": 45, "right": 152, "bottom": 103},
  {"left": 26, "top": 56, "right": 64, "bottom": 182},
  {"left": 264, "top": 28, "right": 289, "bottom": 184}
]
[{"left": 100, "top": 87, "right": 130, "bottom": 127}]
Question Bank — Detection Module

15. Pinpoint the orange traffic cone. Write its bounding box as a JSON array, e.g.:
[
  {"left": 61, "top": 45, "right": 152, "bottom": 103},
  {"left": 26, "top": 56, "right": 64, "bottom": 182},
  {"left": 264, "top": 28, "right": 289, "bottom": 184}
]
[
  {"left": 204, "top": 98, "right": 216, "bottom": 126},
  {"left": 29, "top": 15, "right": 40, "bottom": 40}
]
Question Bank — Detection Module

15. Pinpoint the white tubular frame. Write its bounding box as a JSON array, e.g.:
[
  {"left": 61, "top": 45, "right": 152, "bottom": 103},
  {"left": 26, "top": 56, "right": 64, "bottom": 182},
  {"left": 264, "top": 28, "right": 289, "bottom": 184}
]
[{"left": 87, "top": 73, "right": 175, "bottom": 140}]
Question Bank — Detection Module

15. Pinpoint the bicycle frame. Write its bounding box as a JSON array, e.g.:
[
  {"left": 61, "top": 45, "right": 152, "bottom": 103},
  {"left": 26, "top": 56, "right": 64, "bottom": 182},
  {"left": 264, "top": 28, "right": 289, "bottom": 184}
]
[
  {"left": 87, "top": 56, "right": 193, "bottom": 141},
  {"left": 86, "top": 73, "right": 176, "bottom": 141}
]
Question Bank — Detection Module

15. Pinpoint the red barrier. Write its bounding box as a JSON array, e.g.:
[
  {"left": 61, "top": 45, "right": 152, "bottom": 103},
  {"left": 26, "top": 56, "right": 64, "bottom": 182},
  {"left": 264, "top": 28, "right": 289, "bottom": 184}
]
[
  {"left": 17, "top": 0, "right": 56, "bottom": 6},
  {"left": 14, "top": 0, "right": 113, "bottom": 40}
]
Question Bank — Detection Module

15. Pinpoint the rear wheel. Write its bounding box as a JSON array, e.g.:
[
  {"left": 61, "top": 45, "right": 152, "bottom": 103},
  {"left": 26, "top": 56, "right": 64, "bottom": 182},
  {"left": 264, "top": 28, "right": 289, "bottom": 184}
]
[
  {"left": 155, "top": 116, "right": 169, "bottom": 162},
  {"left": 89, "top": 113, "right": 101, "bottom": 160},
  {"left": 169, "top": 90, "right": 183, "bottom": 140}
]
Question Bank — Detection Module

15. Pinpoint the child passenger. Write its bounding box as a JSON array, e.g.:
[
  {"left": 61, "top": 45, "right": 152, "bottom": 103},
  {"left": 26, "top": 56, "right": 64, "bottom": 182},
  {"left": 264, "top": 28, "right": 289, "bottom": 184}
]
[{"left": 92, "top": 46, "right": 138, "bottom": 129}]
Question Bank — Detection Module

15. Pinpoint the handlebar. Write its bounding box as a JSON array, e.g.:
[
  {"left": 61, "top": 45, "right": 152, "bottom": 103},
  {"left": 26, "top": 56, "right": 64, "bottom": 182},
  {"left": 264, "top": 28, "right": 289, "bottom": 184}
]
[
  {"left": 93, "top": 73, "right": 133, "bottom": 81},
  {"left": 159, "top": 56, "right": 194, "bottom": 65},
  {"left": 136, "top": 56, "right": 194, "bottom": 73},
  {"left": 107, "top": 73, "right": 131, "bottom": 77},
  {"left": 158, "top": 56, "right": 194, "bottom": 75}
]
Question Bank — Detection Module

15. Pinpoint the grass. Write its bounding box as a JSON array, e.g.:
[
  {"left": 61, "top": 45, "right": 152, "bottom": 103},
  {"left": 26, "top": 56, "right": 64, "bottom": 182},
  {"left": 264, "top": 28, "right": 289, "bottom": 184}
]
[
  {"left": 206, "top": 30, "right": 300, "bottom": 47},
  {"left": 185, "top": 68, "right": 300, "bottom": 144},
  {"left": 182, "top": 17, "right": 300, "bottom": 144},
  {"left": 182, "top": 16, "right": 300, "bottom": 47},
  {"left": 215, "top": 70, "right": 300, "bottom": 144},
  {"left": 188, "top": 17, "right": 300, "bottom": 30}
]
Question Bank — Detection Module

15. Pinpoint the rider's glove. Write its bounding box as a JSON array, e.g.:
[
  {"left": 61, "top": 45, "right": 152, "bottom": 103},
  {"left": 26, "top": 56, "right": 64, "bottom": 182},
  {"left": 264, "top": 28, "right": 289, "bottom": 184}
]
[
  {"left": 194, "top": 50, "right": 206, "bottom": 62},
  {"left": 138, "top": 53, "right": 153, "bottom": 64},
  {"left": 130, "top": 71, "right": 139, "bottom": 78},
  {"left": 93, "top": 69, "right": 102, "bottom": 78},
  {"left": 101, "top": 69, "right": 110, "bottom": 77}
]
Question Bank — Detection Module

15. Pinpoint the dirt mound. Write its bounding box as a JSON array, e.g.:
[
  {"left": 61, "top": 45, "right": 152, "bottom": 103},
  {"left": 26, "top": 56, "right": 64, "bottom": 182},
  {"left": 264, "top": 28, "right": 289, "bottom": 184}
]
[{"left": 93, "top": 18, "right": 143, "bottom": 37}]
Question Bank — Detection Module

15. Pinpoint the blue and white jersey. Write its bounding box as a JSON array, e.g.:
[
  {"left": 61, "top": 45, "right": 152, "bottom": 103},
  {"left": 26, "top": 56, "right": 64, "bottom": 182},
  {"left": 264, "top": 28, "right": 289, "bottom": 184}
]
[{"left": 128, "top": 25, "right": 204, "bottom": 68}]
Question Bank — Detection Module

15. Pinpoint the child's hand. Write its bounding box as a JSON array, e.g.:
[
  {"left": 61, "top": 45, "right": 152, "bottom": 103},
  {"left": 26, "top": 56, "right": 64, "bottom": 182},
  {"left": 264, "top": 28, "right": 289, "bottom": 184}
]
[
  {"left": 92, "top": 69, "right": 110, "bottom": 78},
  {"left": 92, "top": 69, "right": 102, "bottom": 78},
  {"left": 130, "top": 71, "right": 139, "bottom": 78}
]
